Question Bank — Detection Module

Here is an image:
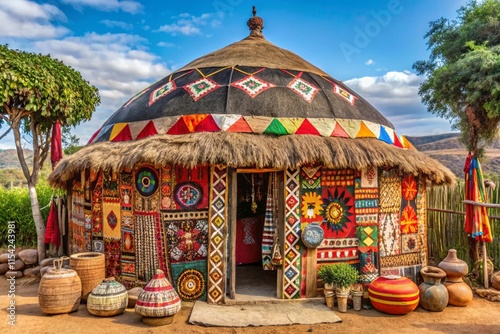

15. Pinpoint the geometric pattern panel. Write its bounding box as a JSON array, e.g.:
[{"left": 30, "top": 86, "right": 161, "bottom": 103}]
[
  {"left": 379, "top": 170, "right": 402, "bottom": 214},
  {"left": 379, "top": 213, "right": 401, "bottom": 257},
  {"left": 207, "top": 165, "right": 227, "bottom": 304},
  {"left": 284, "top": 168, "right": 302, "bottom": 299}
]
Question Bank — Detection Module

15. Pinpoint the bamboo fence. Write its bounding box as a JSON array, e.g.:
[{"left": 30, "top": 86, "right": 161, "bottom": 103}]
[{"left": 426, "top": 180, "right": 500, "bottom": 271}]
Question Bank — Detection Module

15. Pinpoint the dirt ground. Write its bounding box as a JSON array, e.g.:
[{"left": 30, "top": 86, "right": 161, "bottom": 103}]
[{"left": 1, "top": 277, "right": 500, "bottom": 334}]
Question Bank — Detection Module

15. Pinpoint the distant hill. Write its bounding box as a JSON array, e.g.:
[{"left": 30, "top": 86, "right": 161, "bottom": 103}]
[
  {"left": 0, "top": 149, "right": 34, "bottom": 169},
  {"left": 407, "top": 133, "right": 500, "bottom": 178}
]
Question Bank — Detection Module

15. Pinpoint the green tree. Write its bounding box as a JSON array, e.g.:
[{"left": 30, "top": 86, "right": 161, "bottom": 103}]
[
  {"left": 413, "top": 0, "right": 500, "bottom": 155},
  {"left": 62, "top": 126, "right": 83, "bottom": 155},
  {"left": 0, "top": 45, "right": 100, "bottom": 261}
]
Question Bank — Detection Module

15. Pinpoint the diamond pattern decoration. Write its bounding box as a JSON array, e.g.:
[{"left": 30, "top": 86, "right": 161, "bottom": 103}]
[
  {"left": 287, "top": 76, "right": 318, "bottom": 103},
  {"left": 207, "top": 166, "right": 227, "bottom": 304},
  {"left": 231, "top": 75, "right": 275, "bottom": 98},
  {"left": 184, "top": 78, "right": 219, "bottom": 101},
  {"left": 149, "top": 81, "right": 177, "bottom": 106},
  {"left": 283, "top": 168, "right": 302, "bottom": 299},
  {"left": 333, "top": 84, "right": 356, "bottom": 105}
]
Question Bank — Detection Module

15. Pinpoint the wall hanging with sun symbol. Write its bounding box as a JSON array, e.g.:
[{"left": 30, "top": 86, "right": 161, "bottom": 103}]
[
  {"left": 135, "top": 167, "right": 159, "bottom": 197},
  {"left": 321, "top": 187, "right": 355, "bottom": 234}
]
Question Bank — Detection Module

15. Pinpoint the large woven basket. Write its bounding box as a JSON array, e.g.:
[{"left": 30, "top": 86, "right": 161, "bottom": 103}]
[
  {"left": 87, "top": 277, "right": 128, "bottom": 317},
  {"left": 70, "top": 252, "right": 105, "bottom": 302},
  {"left": 38, "top": 257, "right": 81, "bottom": 314},
  {"left": 135, "top": 269, "right": 181, "bottom": 323}
]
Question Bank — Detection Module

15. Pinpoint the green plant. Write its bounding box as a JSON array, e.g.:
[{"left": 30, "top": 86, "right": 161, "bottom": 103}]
[
  {"left": 330, "top": 263, "right": 359, "bottom": 293},
  {"left": 318, "top": 264, "right": 336, "bottom": 286}
]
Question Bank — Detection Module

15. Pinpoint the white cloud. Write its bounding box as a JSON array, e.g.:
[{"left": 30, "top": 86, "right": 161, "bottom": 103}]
[
  {"left": 101, "top": 19, "right": 133, "bottom": 30},
  {"left": 0, "top": 0, "right": 69, "bottom": 39},
  {"left": 157, "top": 12, "right": 218, "bottom": 36},
  {"left": 345, "top": 70, "right": 452, "bottom": 136},
  {"left": 365, "top": 59, "right": 374, "bottom": 65},
  {"left": 157, "top": 41, "right": 176, "bottom": 48},
  {"left": 60, "top": 0, "right": 143, "bottom": 14}
]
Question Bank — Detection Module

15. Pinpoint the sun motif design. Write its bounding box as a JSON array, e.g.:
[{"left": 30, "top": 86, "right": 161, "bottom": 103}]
[
  {"left": 400, "top": 205, "right": 418, "bottom": 234},
  {"left": 402, "top": 174, "right": 418, "bottom": 201},
  {"left": 321, "top": 188, "right": 354, "bottom": 234},
  {"left": 301, "top": 192, "right": 323, "bottom": 219}
]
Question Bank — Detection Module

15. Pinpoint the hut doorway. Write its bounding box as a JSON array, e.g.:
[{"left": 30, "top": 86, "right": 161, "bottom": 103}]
[{"left": 227, "top": 170, "right": 285, "bottom": 301}]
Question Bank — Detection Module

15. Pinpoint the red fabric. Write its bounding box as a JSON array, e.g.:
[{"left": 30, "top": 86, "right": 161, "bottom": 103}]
[
  {"left": 295, "top": 118, "right": 321, "bottom": 136},
  {"left": 136, "top": 121, "right": 158, "bottom": 139},
  {"left": 44, "top": 200, "right": 61, "bottom": 249},
  {"left": 235, "top": 216, "right": 264, "bottom": 265},
  {"left": 50, "top": 120, "right": 63, "bottom": 169},
  {"left": 111, "top": 124, "right": 133, "bottom": 142}
]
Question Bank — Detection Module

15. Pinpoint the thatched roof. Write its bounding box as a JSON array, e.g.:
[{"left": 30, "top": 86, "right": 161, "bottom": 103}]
[
  {"left": 48, "top": 11, "right": 456, "bottom": 187},
  {"left": 48, "top": 132, "right": 455, "bottom": 187}
]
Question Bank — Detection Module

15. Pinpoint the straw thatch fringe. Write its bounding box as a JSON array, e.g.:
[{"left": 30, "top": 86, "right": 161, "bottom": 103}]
[{"left": 48, "top": 132, "right": 455, "bottom": 187}]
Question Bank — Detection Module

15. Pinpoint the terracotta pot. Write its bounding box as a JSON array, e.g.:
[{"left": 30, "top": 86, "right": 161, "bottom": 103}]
[
  {"left": 492, "top": 271, "right": 500, "bottom": 291},
  {"left": 438, "top": 249, "right": 468, "bottom": 283},
  {"left": 419, "top": 266, "right": 448, "bottom": 312},
  {"left": 438, "top": 249, "right": 473, "bottom": 307},
  {"left": 368, "top": 275, "right": 419, "bottom": 315}
]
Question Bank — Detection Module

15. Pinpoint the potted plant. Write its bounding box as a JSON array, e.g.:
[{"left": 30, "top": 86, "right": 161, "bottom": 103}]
[
  {"left": 318, "top": 264, "right": 336, "bottom": 309},
  {"left": 330, "top": 263, "right": 359, "bottom": 313}
]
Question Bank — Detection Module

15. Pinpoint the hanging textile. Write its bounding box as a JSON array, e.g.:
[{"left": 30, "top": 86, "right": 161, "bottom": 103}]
[
  {"left": 50, "top": 120, "right": 63, "bottom": 170},
  {"left": 262, "top": 173, "right": 279, "bottom": 270},
  {"left": 44, "top": 199, "right": 61, "bottom": 251},
  {"left": 464, "top": 153, "right": 492, "bottom": 242}
]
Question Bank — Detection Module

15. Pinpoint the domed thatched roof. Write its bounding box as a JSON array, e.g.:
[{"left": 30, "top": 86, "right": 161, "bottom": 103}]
[{"left": 48, "top": 11, "right": 455, "bottom": 187}]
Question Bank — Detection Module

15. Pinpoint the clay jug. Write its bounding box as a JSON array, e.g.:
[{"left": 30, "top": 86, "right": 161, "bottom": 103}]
[
  {"left": 419, "top": 266, "right": 448, "bottom": 312},
  {"left": 438, "top": 249, "right": 473, "bottom": 307}
]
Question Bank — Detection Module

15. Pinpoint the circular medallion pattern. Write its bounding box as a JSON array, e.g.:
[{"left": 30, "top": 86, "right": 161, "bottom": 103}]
[
  {"left": 177, "top": 269, "right": 205, "bottom": 301},
  {"left": 174, "top": 182, "right": 203, "bottom": 208},
  {"left": 135, "top": 167, "right": 159, "bottom": 197}
]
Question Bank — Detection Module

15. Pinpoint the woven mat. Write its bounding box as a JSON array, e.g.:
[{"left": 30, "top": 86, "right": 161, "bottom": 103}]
[{"left": 188, "top": 301, "right": 342, "bottom": 327}]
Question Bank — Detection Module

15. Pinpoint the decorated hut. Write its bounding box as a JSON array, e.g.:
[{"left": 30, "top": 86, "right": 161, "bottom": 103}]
[{"left": 49, "top": 10, "right": 455, "bottom": 304}]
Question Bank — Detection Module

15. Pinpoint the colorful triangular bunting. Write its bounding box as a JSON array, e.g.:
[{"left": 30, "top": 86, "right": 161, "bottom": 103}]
[
  {"left": 111, "top": 124, "right": 132, "bottom": 142},
  {"left": 264, "top": 118, "right": 289, "bottom": 135},
  {"left": 295, "top": 118, "right": 321, "bottom": 136},
  {"left": 195, "top": 114, "right": 221, "bottom": 132},
  {"left": 136, "top": 121, "right": 158, "bottom": 140}
]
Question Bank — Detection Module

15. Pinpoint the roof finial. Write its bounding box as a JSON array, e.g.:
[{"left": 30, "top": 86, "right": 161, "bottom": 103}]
[{"left": 247, "top": 6, "right": 264, "bottom": 38}]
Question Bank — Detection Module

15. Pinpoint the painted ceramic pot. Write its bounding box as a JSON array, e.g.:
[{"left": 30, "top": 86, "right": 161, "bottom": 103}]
[
  {"left": 438, "top": 249, "right": 473, "bottom": 307},
  {"left": 301, "top": 223, "right": 324, "bottom": 249},
  {"left": 368, "top": 275, "right": 419, "bottom": 315},
  {"left": 419, "top": 266, "right": 448, "bottom": 312},
  {"left": 87, "top": 277, "right": 128, "bottom": 317}
]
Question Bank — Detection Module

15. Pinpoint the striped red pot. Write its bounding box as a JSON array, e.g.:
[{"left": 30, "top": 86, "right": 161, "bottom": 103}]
[{"left": 368, "top": 275, "right": 420, "bottom": 315}]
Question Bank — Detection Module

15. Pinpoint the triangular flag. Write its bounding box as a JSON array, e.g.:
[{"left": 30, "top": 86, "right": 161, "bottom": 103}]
[
  {"left": 336, "top": 119, "right": 361, "bottom": 138},
  {"left": 87, "top": 128, "right": 101, "bottom": 144},
  {"left": 378, "top": 126, "right": 393, "bottom": 144},
  {"left": 308, "top": 118, "right": 337, "bottom": 137},
  {"left": 226, "top": 116, "right": 253, "bottom": 133},
  {"left": 392, "top": 131, "right": 403, "bottom": 148},
  {"left": 362, "top": 121, "right": 381, "bottom": 138},
  {"left": 153, "top": 116, "right": 180, "bottom": 134},
  {"left": 136, "top": 121, "right": 158, "bottom": 140},
  {"left": 167, "top": 117, "right": 191, "bottom": 134},
  {"left": 295, "top": 118, "right": 321, "bottom": 136},
  {"left": 245, "top": 116, "right": 274, "bottom": 133},
  {"left": 330, "top": 121, "right": 350, "bottom": 138},
  {"left": 264, "top": 118, "right": 289, "bottom": 135},
  {"left": 128, "top": 120, "right": 150, "bottom": 139},
  {"left": 195, "top": 114, "right": 221, "bottom": 132},
  {"left": 356, "top": 121, "right": 376, "bottom": 138},
  {"left": 277, "top": 118, "right": 305, "bottom": 134},
  {"left": 400, "top": 135, "right": 416, "bottom": 150},
  {"left": 111, "top": 124, "right": 132, "bottom": 142},
  {"left": 182, "top": 114, "right": 208, "bottom": 132}
]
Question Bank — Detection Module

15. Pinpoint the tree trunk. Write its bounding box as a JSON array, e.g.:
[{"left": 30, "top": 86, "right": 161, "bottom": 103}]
[
  {"left": 28, "top": 180, "right": 46, "bottom": 262},
  {"left": 468, "top": 238, "right": 479, "bottom": 265}
]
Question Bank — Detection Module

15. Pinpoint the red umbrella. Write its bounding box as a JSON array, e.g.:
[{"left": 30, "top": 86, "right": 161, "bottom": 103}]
[{"left": 50, "top": 120, "right": 63, "bottom": 170}]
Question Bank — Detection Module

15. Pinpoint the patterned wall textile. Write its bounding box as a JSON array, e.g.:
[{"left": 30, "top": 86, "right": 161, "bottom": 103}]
[
  {"left": 400, "top": 174, "right": 419, "bottom": 236},
  {"left": 104, "top": 237, "right": 121, "bottom": 277},
  {"left": 300, "top": 165, "right": 322, "bottom": 224},
  {"left": 380, "top": 252, "right": 420, "bottom": 268},
  {"left": 133, "top": 165, "right": 160, "bottom": 212},
  {"left": 92, "top": 237, "right": 104, "bottom": 253},
  {"left": 160, "top": 164, "right": 177, "bottom": 210},
  {"left": 379, "top": 213, "right": 401, "bottom": 257},
  {"left": 317, "top": 238, "right": 359, "bottom": 263},
  {"left": 103, "top": 200, "right": 121, "bottom": 239},
  {"left": 262, "top": 173, "right": 279, "bottom": 270},
  {"left": 284, "top": 169, "right": 302, "bottom": 299},
  {"left": 171, "top": 260, "right": 207, "bottom": 301},
  {"left": 207, "top": 165, "right": 227, "bottom": 304},
  {"left": 171, "top": 165, "right": 210, "bottom": 210},
  {"left": 120, "top": 252, "right": 136, "bottom": 281},
  {"left": 134, "top": 212, "right": 162, "bottom": 282},
  {"left": 164, "top": 219, "right": 208, "bottom": 263},
  {"left": 417, "top": 180, "right": 428, "bottom": 265},
  {"left": 70, "top": 184, "right": 86, "bottom": 254},
  {"left": 380, "top": 264, "right": 422, "bottom": 284},
  {"left": 378, "top": 170, "right": 402, "bottom": 214},
  {"left": 91, "top": 172, "right": 103, "bottom": 238},
  {"left": 361, "top": 166, "right": 378, "bottom": 188}
]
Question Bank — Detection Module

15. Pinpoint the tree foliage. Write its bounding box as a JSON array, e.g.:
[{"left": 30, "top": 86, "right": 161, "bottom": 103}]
[
  {"left": 0, "top": 44, "right": 100, "bottom": 260},
  {"left": 413, "top": 0, "right": 500, "bottom": 154}
]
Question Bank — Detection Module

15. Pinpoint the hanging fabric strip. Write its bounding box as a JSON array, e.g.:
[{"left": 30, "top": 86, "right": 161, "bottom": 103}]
[{"left": 262, "top": 173, "right": 276, "bottom": 270}]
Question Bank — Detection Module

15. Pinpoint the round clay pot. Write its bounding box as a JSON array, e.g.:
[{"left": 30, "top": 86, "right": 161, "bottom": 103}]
[
  {"left": 491, "top": 271, "right": 500, "bottom": 291},
  {"left": 438, "top": 249, "right": 468, "bottom": 283},
  {"left": 443, "top": 281, "right": 473, "bottom": 307},
  {"left": 368, "top": 275, "right": 419, "bottom": 315},
  {"left": 419, "top": 266, "right": 448, "bottom": 312}
]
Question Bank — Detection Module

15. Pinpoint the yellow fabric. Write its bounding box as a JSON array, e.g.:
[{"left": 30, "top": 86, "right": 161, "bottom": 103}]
[{"left": 102, "top": 201, "right": 121, "bottom": 238}]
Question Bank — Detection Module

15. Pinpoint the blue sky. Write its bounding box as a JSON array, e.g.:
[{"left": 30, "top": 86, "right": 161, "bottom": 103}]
[{"left": 0, "top": 0, "right": 470, "bottom": 149}]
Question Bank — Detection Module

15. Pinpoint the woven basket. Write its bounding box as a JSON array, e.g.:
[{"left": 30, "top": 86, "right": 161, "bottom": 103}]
[
  {"left": 70, "top": 252, "right": 105, "bottom": 302},
  {"left": 38, "top": 257, "right": 81, "bottom": 314},
  {"left": 135, "top": 269, "right": 181, "bottom": 323},
  {"left": 87, "top": 277, "right": 128, "bottom": 317}
]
